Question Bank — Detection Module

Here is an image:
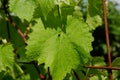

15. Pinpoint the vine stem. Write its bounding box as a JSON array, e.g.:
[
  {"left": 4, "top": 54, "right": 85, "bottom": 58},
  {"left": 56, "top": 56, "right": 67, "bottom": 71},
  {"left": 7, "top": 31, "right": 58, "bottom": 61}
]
[
  {"left": 18, "top": 61, "right": 46, "bottom": 80},
  {"left": 73, "top": 70, "right": 80, "bottom": 80},
  {"left": 4, "top": 16, "right": 26, "bottom": 42},
  {"left": 33, "top": 62, "right": 46, "bottom": 80},
  {"left": 102, "top": 0, "right": 112, "bottom": 79},
  {"left": 2, "top": 0, "right": 26, "bottom": 42}
]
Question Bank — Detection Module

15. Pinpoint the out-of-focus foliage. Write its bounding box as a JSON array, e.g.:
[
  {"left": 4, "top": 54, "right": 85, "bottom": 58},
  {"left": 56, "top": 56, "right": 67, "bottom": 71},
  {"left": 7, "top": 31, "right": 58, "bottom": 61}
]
[
  {"left": 91, "top": 1, "right": 120, "bottom": 79},
  {"left": 108, "top": 1, "right": 120, "bottom": 59},
  {"left": 91, "top": 1, "right": 120, "bottom": 60}
]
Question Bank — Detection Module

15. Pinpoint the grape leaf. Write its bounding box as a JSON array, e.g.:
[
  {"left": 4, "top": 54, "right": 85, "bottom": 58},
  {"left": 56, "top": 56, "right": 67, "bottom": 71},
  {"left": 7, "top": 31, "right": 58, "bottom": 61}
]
[
  {"left": 37, "top": 0, "right": 55, "bottom": 20},
  {"left": 26, "top": 16, "right": 93, "bottom": 80},
  {"left": 0, "top": 20, "right": 8, "bottom": 39},
  {"left": 112, "top": 57, "right": 120, "bottom": 67},
  {"left": 60, "top": 4, "right": 74, "bottom": 26},
  {"left": 9, "top": 0, "right": 36, "bottom": 21},
  {"left": 26, "top": 19, "right": 57, "bottom": 61},
  {"left": 86, "top": 0, "right": 102, "bottom": 30},
  {"left": 112, "top": 57, "right": 120, "bottom": 80},
  {"left": 23, "top": 64, "right": 40, "bottom": 80},
  {"left": 90, "top": 75, "right": 107, "bottom": 80},
  {"left": 92, "top": 57, "right": 106, "bottom": 66},
  {"left": 67, "top": 16, "right": 93, "bottom": 56},
  {"left": 38, "top": 32, "right": 80, "bottom": 80},
  {"left": 0, "top": 44, "right": 14, "bottom": 72}
]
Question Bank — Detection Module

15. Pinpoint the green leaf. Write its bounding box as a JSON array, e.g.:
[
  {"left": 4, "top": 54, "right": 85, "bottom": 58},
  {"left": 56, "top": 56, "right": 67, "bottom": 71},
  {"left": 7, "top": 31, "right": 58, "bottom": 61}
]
[
  {"left": 37, "top": 0, "right": 55, "bottom": 20},
  {"left": 9, "top": 24, "right": 25, "bottom": 48},
  {"left": 0, "top": 72, "right": 5, "bottom": 80},
  {"left": 26, "top": 19, "right": 57, "bottom": 61},
  {"left": 13, "top": 63, "right": 24, "bottom": 78},
  {"left": 26, "top": 16, "right": 93, "bottom": 80},
  {"left": 44, "top": 5, "right": 61, "bottom": 29},
  {"left": 92, "top": 57, "right": 106, "bottom": 66},
  {"left": 86, "top": 0, "right": 102, "bottom": 30},
  {"left": 9, "top": 0, "right": 36, "bottom": 21},
  {"left": 90, "top": 75, "right": 107, "bottom": 80},
  {"left": 0, "top": 20, "right": 9, "bottom": 39},
  {"left": 38, "top": 33, "right": 80, "bottom": 80},
  {"left": 60, "top": 4, "right": 74, "bottom": 15},
  {"left": 0, "top": 44, "right": 14, "bottom": 72},
  {"left": 67, "top": 16, "right": 93, "bottom": 56},
  {"left": 112, "top": 57, "right": 120, "bottom": 67},
  {"left": 33, "top": 3, "right": 61, "bottom": 29},
  {"left": 23, "top": 64, "right": 40, "bottom": 80},
  {"left": 12, "top": 16, "right": 29, "bottom": 32},
  {"left": 60, "top": 4, "right": 75, "bottom": 26}
]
